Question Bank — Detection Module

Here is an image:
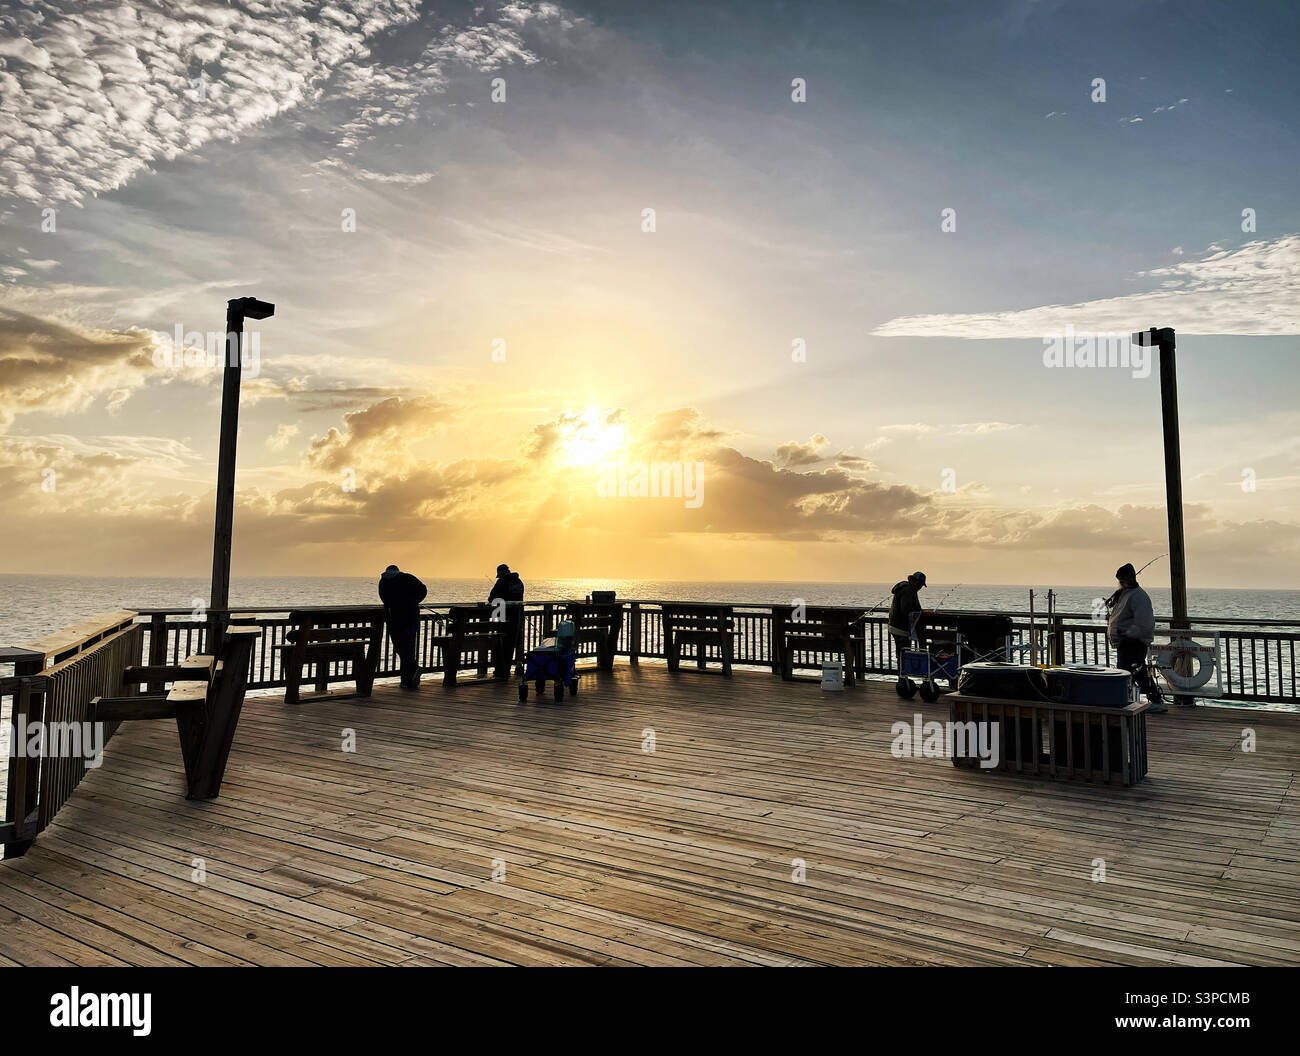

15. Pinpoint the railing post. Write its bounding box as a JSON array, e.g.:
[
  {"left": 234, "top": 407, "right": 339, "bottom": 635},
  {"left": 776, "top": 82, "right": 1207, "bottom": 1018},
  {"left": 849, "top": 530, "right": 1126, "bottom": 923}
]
[
  {"left": 629, "top": 602, "right": 641, "bottom": 667},
  {"left": 11, "top": 653, "right": 44, "bottom": 857},
  {"left": 147, "top": 613, "right": 168, "bottom": 694},
  {"left": 4, "top": 677, "right": 36, "bottom": 857}
]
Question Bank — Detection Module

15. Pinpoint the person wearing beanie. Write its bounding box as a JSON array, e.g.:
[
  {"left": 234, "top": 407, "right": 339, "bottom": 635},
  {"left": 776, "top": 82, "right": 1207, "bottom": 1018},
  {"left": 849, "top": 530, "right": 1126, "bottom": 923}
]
[
  {"left": 1106, "top": 562, "right": 1166, "bottom": 712},
  {"left": 378, "top": 564, "right": 428, "bottom": 689}
]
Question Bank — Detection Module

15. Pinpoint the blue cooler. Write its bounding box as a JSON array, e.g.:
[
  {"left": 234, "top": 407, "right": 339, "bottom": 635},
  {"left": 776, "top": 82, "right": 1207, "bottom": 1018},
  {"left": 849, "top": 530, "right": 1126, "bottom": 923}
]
[{"left": 1046, "top": 666, "right": 1131, "bottom": 708}]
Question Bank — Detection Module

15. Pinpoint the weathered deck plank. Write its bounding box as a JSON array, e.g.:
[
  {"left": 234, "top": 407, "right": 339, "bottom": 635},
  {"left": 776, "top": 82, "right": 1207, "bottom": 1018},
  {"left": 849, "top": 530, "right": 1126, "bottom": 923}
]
[{"left": 2, "top": 665, "right": 1298, "bottom": 966}]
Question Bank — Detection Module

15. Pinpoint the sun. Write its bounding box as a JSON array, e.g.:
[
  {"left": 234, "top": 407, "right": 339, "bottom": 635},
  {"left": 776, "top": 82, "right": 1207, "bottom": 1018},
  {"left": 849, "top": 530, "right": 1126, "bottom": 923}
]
[{"left": 560, "top": 407, "right": 626, "bottom": 468}]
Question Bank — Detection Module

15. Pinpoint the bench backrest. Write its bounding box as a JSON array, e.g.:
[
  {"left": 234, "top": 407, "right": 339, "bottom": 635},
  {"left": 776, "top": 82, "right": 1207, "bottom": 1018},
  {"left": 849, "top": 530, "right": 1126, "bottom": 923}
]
[
  {"left": 564, "top": 602, "right": 623, "bottom": 633},
  {"left": 779, "top": 607, "right": 865, "bottom": 634},
  {"left": 662, "top": 604, "right": 733, "bottom": 632},
  {"left": 446, "top": 604, "right": 508, "bottom": 636},
  {"left": 286, "top": 608, "right": 385, "bottom": 646}
]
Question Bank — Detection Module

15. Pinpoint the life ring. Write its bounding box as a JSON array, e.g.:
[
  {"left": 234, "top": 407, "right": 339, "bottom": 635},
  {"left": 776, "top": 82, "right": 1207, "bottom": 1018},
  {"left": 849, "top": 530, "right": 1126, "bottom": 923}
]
[{"left": 1157, "top": 645, "right": 1216, "bottom": 691}]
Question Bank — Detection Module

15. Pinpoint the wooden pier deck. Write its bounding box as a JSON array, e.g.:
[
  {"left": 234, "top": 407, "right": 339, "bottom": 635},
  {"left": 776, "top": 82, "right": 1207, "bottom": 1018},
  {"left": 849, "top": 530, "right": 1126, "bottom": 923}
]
[{"left": 1, "top": 665, "right": 1298, "bottom": 966}]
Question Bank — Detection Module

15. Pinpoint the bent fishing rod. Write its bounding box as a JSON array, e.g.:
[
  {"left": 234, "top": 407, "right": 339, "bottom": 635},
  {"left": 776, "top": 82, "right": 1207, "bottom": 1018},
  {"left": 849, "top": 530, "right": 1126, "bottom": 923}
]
[{"left": 1104, "top": 553, "right": 1167, "bottom": 610}]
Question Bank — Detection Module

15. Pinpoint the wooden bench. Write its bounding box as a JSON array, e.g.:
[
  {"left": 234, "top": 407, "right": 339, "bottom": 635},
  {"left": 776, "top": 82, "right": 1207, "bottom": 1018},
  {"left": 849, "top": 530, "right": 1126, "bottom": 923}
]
[
  {"left": 774, "top": 606, "right": 865, "bottom": 685},
  {"left": 431, "top": 604, "right": 511, "bottom": 686},
  {"left": 663, "top": 604, "right": 735, "bottom": 676},
  {"left": 947, "top": 692, "right": 1149, "bottom": 786},
  {"left": 90, "top": 626, "right": 260, "bottom": 799},
  {"left": 564, "top": 601, "right": 623, "bottom": 671},
  {"left": 276, "top": 608, "right": 384, "bottom": 705}
]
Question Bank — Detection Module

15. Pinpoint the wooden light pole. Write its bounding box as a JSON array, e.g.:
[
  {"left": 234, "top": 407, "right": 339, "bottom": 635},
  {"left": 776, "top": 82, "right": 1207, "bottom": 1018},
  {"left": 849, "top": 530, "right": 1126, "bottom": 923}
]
[
  {"left": 1134, "top": 326, "right": 1191, "bottom": 706},
  {"left": 1132, "top": 326, "right": 1189, "bottom": 634},
  {"left": 209, "top": 297, "right": 274, "bottom": 627}
]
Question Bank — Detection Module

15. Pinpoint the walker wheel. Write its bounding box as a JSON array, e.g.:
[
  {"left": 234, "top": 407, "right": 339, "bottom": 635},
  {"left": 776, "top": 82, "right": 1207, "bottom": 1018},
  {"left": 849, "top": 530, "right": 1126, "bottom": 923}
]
[
  {"left": 535, "top": 679, "right": 545, "bottom": 695},
  {"left": 518, "top": 682, "right": 528, "bottom": 702},
  {"left": 896, "top": 677, "right": 918, "bottom": 699},
  {"left": 568, "top": 678, "right": 578, "bottom": 697},
  {"left": 919, "top": 682, "right": 939, "bottom": 703},
  {"left": 553, "top": 681, "right": 564, "bottom": 702}
]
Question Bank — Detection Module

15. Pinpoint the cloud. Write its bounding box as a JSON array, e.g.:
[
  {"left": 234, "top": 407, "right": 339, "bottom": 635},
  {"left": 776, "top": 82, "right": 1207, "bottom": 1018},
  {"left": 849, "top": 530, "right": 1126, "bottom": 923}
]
[
  {"left": 0, "top": 430, "right": 203, "bottom": 515},
  {"left": 873, "top": 236, "right": 1300, "bottom": 337},
  {"left": 876, "top": 422, "right": 1020, "bottom": 436},
  {"left": 306, "top": 395, "right": 459, "bottom": 471},
  {"left": 640, "top": 407, "right": 732, "bottom": 452},
  {"left": 266, "top": 423, "right": 300, "bottom": 451},
  {"left": 0, "top": 0, "right": 429, "bottom": 204},
  {"left": 0, "top": 1, "right": 571, "bottom": 205},
  {"left": 353, "top": 169, "right": 437, "bottom": 185},
  {"left": 775, "top": 433, "right": 829, "bottom": 468},
  {"left": 3, "top": 394, "right": 1298, "bottom": 583},
  {"left": 951, "top": 422, "right": 1021, "bottom": 435},
  {"left": 0, "top": 308, "right": 158, "bottom": 426},
  {"left": 311, "top": 1, "right": 575, "bottom": 181}
]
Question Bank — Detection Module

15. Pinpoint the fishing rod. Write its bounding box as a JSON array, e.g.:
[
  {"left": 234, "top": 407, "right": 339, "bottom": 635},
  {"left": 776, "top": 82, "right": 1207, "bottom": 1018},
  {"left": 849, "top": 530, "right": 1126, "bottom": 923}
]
[
  {"left": 929, "top": 582, "right": 963, "bottom": 613},
  {"left": 864, "top": 578, "right": 959, "bottom": 615},
  {"left": 1136, "top": 553, "right": 1167, "bottom": 576},
  {"left": 1104, "top": 553, "right": 1167, "bottom": 610},
  {"left": 864, "top": 589, "right": 894, "bottom": 613}
]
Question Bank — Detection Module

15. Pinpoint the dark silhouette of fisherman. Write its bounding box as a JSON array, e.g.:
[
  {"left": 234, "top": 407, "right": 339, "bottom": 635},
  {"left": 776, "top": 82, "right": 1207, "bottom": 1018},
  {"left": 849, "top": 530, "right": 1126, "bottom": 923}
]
[
  {"left": 888, "top": 571, "right": 926, "bottom": 672},
  {"left": 379, "top": 564, "right": 427, "bottom": 689},
  {"left": 1106, "top": 562, "right": 1166, "bottom": 712},
  {"left": 489, "top": 563, "right": 525, "bottom": 672}
]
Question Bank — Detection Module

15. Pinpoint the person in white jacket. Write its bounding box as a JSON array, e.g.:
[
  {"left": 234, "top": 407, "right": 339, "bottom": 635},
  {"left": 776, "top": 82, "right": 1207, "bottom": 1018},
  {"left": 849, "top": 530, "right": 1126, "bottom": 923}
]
[{"left": 1106, "top": 562, "right": 1166, "bottom": 712}]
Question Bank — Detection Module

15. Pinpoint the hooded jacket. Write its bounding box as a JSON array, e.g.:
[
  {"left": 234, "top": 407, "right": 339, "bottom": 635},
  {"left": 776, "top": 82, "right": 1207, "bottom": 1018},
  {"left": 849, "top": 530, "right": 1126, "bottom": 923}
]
[
  {"left": 378, "top": 569, "right": 427, "bottom": 624},
  {"left": 489, "top": 571, "right": 525, "bottom": 603},
  {"left": 888, "top": 580, "right": 923, "bottom": 639},
  {"left": 1107, "top": 584, "right": 1155, "bottom": 647}
]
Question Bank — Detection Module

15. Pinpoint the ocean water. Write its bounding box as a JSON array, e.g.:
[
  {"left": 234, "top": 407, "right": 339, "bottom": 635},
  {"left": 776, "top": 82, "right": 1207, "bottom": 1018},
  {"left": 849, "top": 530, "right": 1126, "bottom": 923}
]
[{"left": 1, "top": 574, "right": 1297, "bottom": 645}]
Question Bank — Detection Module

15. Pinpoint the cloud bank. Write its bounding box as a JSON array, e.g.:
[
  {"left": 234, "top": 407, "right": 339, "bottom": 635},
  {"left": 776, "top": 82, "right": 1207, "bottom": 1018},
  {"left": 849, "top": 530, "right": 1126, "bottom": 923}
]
[{"left": 873, "top": 236, "right": 1300, "bottom": 338}]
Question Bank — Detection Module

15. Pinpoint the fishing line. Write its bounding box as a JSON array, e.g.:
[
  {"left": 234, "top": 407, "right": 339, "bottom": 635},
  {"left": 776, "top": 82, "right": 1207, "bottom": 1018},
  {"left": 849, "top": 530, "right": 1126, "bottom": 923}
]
[{"left": 930, "top": 582, "right": 963, "bottom": 613}]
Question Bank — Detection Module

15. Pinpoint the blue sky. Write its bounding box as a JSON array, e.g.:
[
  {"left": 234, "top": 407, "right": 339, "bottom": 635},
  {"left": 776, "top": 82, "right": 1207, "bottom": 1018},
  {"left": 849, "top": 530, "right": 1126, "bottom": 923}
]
[{"left": 0, "top": 0, "right": 1297, "bottom": 586}]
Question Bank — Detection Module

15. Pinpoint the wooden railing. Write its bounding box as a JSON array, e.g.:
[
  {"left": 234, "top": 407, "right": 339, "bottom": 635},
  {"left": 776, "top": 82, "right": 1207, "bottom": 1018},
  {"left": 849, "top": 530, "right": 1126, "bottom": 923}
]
[
  {"left": 0, "top": 600, "right": 1295, "bottom": 856},
  {"left": 120, "top": 601, "right": 1300, "bottom": 708},
  {"left": 1, "top": 611, "right": 143, "bottom": 856}
]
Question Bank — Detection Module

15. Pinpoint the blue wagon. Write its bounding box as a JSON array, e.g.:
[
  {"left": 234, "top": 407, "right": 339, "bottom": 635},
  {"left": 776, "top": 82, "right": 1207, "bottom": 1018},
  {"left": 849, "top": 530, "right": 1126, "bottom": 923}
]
[
  {"left": 519, "top": 620, "right": 579, "bottom": 702},
  {"left": 895, "top": 614, "right": 1020, "bottom": 703},
  {"left": 898, "top": 644, "right": 962, "bottom": 702}
]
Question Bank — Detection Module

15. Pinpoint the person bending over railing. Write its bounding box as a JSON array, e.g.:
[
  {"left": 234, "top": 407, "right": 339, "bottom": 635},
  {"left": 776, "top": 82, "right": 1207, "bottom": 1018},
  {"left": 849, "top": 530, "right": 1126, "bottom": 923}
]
[{"left": 379, "top": 564, "right": 427, "bottom": 690}]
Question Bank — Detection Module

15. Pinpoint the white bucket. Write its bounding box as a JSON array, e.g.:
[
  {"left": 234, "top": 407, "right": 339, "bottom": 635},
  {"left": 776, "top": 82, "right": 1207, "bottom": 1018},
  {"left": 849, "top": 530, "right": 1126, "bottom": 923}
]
[{"left": 820, "top": 661, "right": 844, "bottom": 691}]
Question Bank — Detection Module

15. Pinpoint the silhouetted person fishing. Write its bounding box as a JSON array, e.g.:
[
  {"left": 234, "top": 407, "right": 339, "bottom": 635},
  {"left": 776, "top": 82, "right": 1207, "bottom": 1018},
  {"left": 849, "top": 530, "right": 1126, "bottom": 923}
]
[
  {"left": 1106, "top": 562, "right": 1167, "bottom": 713},
  {"left": 379, "top": 564, "right": 427, "bottom": 689},
  {"left": 888, "top": 571, "right": 926, "bottom": 675}
]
